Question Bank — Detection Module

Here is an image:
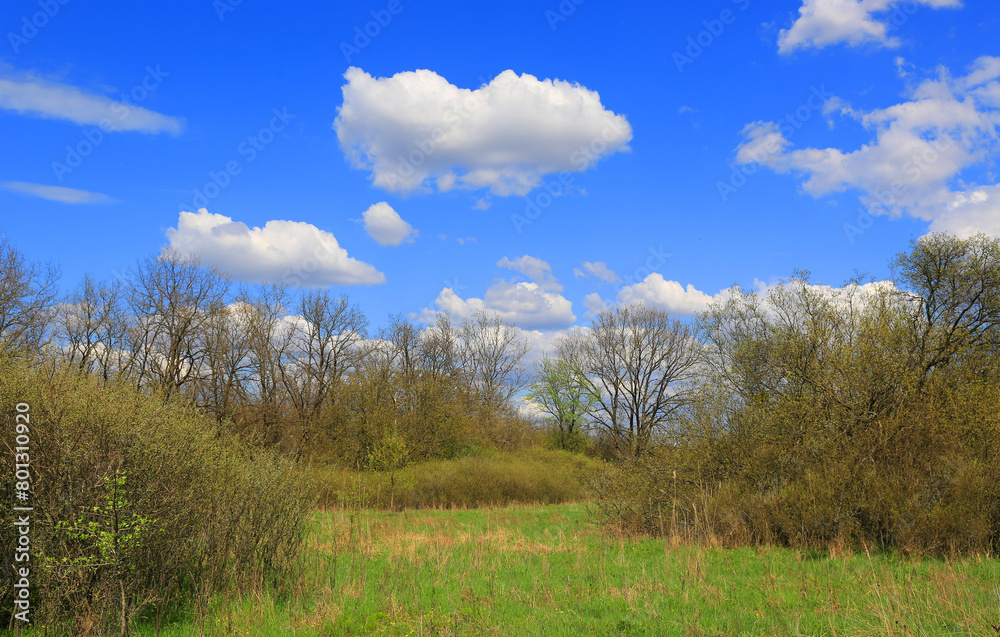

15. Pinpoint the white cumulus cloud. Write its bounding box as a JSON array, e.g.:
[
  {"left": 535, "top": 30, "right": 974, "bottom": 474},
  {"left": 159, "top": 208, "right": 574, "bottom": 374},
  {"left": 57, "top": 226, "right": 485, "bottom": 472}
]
[
  {"left": 927, "top": 185, "right": 1000, "bottom": 238},
  {"left": 166, "top": 209, "right": 385, "bottom": 287},
  {"left": 419, "top": 255, "right": 574, "bottom": 330},
  {"left": 616, "top": 273, "right": 720, "bottom": 316},
  {"left": 426, "top": 282, "right": 575, "bottom": 330},
  {"left": 362, "top": 202, "right": 417, "bottom": 246},
  {"left": 591, "top": 275, "right": 899, "bottom": 319},
  {"left": 778, "top": 0, "right": 962, "bottom": 54},
  {"left": 334, "top": 67, "right": 632, "bottom": 196},
  {"left": 733, "top": 56, "right": 1000, "bottom": 237}
]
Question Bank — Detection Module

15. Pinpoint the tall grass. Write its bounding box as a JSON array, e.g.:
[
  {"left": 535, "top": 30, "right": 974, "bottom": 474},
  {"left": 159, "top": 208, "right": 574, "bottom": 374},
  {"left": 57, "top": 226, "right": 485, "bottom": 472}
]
[
  {"left": 103, "top": 504, "right": 1000, "bottom": 636},
  {"left": 310, "top": 449, "right": 606, "bottom": 510}
]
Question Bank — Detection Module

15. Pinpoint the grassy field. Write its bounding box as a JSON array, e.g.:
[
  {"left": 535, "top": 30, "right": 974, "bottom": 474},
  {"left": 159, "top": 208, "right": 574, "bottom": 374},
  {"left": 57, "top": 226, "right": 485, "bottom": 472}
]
[{"left": 112, "top": 504, "right": 1000, "bottom": 636}]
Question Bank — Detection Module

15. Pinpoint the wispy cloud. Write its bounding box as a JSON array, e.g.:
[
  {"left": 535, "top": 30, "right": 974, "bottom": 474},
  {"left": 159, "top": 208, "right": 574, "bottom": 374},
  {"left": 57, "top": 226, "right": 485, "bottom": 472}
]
[
  {"left": 573, "top": 261, "right": 620, "bottom": 285},
  {"left": 734, "top": 56, "right": 1000, "bottom": 237},
  {"left": 1, "top": 181, "right": 113, "bottom": 204},
  {"left": 0, "top": 72, "right": 183, "bottom": 134},
  {"left": 498, "top": 255, "right": 563, "bottom": 292},
  {"left": 778, "top": 0, "right": 962, "bottom": 54}
]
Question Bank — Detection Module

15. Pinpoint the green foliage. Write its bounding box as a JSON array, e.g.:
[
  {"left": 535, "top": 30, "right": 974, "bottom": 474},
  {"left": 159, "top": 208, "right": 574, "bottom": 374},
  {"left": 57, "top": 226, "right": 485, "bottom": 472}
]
[
  {"left": 528, "top": 355, "right": 594, "bottom": 452},
  {"left": 0, "top": 356, "right": 312, "bottom": 634},
  {"left": 52, "top": 472, "right": 155, "bottom": 573},
  {"left": 366, "top": 432, "right": 410, "bottom": 472},
  {"left": 599, "top": 234, "right": 1000, "bottom": 555}
]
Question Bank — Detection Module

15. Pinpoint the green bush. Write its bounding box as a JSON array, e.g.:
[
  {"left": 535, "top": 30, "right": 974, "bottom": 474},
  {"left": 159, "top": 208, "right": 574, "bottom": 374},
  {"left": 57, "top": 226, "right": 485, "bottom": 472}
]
[
  {"left": 0, "top": 357, "right": 313, "bottom": 634},
  {"left": 595, "top": 235, "right": 1000, "bottom": 556},
  {"left": 313, "top": 449, "right": 606, "bottom": 510}
]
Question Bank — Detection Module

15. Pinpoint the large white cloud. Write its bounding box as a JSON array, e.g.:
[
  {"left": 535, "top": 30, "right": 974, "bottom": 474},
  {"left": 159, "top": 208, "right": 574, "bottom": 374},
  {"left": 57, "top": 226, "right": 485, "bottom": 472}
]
[
  {"left": 0, "top": 73, "right": 183, "bottom": 134},
  {"left": 362, "top": 202, "right": 417, "bottom": 246},
  {"left": 1, "top": 181, "right": 112, "bottom": 204},
  {"left": 778, "top": 0, "right": 962, "bottom": 54},
  {"left": 166, "top": 209, "right": 385, "bottom": 287},
  {"left": 734, "top": 56, "right": 1000, "bottom": 237},
  {"left": 334, "top": 67, "right": 632, "bottom": 196}
]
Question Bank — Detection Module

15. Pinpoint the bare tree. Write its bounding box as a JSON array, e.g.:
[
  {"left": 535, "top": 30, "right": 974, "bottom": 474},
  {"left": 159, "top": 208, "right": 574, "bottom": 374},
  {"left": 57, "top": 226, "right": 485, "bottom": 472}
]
[
  {"left": 200, "top": 299, "right": 255, "bottom": 423},
  {"left": 126, "top": 249, "right": 231, "bottom": 399},
  {"left": 280, "top": 291, "right": 367, "bottom": 443},
  {"left": 56, "top": 275, "right": 127, "bottom": 381},
  {"left": 0, "top": 236, "right": 60, "bottom": 357},
  {"left": 419, "top": 313, "right": 461, "bottom": 383},
  {"left": 458, "top": 310, "right": 531, "bottom": 410},
  {"left": 578, "top": 304, "right": 699, "bottom": 459},
  {"left": 893, "top": 232, "right": 1000, "bottom": 385},
  {"left": 240, "top": 283, "right": 293, "bottom": 442}
]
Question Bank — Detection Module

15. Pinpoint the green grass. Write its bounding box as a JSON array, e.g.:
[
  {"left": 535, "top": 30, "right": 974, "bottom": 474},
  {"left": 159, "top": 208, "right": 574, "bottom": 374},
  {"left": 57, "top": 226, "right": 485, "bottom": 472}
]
[{"left": 30, "top": 503, "right": 1000, "bottom": 636}]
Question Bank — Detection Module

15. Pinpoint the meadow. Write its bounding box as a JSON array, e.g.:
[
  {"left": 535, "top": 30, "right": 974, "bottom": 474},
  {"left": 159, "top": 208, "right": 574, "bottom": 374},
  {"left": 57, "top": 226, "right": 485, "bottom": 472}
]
[
  {"left": 5, "top": 235, "right": 1000, "bottom": 636},
  {"left": 117, "top": 503, "right": 1000, "bottom": 637}
]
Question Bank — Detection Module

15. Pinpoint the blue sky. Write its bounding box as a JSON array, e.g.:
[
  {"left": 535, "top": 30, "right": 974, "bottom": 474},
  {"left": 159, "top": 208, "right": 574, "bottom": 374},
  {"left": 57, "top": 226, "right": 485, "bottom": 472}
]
[{"left": 1, "top": 0, "right": 998, "bottom": 344}]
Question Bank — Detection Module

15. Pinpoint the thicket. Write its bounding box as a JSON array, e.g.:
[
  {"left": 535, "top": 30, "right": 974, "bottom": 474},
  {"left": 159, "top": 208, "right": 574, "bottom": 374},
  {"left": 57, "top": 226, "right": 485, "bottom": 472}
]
[
  {"left": 587, "top": 234, "right": 1000, "bottom": 554},
  {"left": 0, "top": 237, "right": 539, "bottom": 469},
  {"left": 0, "top": 356, "right": 312, "bottom": 635}
]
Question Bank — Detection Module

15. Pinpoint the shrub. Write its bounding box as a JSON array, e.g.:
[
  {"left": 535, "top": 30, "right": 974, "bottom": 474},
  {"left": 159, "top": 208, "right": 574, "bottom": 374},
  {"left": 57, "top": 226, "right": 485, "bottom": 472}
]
[
  {"left": 0, "top": 357, "right": 313, "bottom": 634},
  {"left": 595, "top": 238, "right": 1000, "bottom": 556}
]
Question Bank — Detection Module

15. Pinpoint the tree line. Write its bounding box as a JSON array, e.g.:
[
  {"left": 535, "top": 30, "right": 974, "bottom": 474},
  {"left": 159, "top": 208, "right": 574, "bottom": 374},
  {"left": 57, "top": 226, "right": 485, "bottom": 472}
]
[
  {"left": 0, "top": 240, "right": 557, "bottom": 467},
  {"left": 5, "top": 233, "right": 1000, "bottom": 467}
]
